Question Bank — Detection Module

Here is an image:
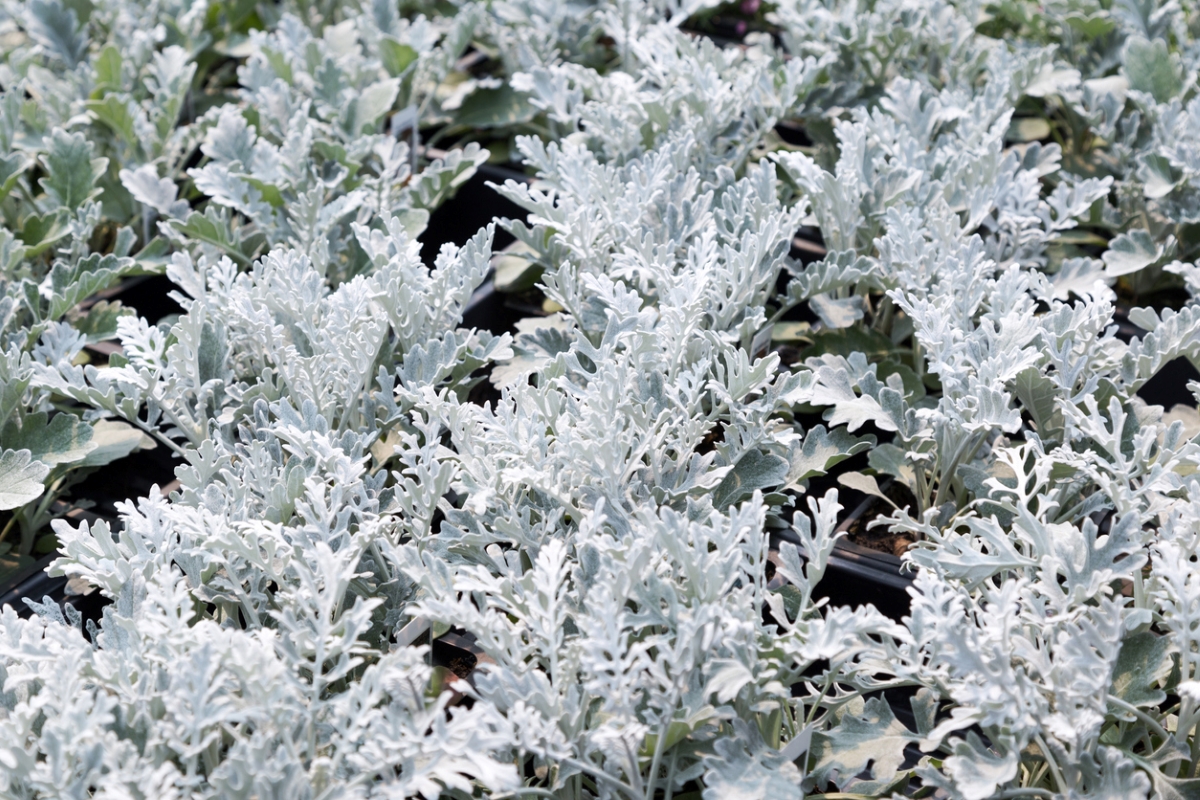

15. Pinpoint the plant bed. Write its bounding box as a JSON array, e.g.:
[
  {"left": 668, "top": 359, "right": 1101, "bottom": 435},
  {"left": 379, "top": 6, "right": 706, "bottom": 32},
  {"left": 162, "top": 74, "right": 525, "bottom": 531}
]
[{"left": 7, "top": 1, "right": 1200, "bottom": 798}]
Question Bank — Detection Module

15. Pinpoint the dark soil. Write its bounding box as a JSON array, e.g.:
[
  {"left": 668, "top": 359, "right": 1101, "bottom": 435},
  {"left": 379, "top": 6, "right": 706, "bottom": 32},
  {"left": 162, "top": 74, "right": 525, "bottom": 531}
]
[{"left": 836, "top": 481, "right": 915, "bottom": 558}]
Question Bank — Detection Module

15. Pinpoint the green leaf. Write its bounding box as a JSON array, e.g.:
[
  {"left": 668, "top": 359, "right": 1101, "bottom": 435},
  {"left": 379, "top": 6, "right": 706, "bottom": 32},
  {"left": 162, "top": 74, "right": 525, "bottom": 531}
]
[
  {"left": 867, "top": 443, "right": 917, "bottom": 495},
  {"left": 713, "top": 449, "right": 789, "bottom": 509},
  {"left": 380, "top": 38, "right": 418, "bottom": 77},
  {"left": 0, "top": 296, "right": 15, "bottom": 338},
  {"left": 1065, "top": 12, "right": 1116, "bottom": 38},
  {"left": 0, "top": 449, "right": 49, "bottom": 510},
  {"left": 1111, "top": 631, "right": 1172, "bottom": 707},
  {"left": 455, "top": 85, "right": 536, "bottom": 129},
  {"left": 132, "top": 236, "right": 172, "bottom": 273},
  {"left": 20, "top": 209, "right": 71, "bottom": 257},
  {"left": 1124, "top": 36, "right": 1183, "bottom": 103},
  {"left": 407, "top": 144, "right": 488, "bottom": 211},
  {"left": 493, "top": 241, "right": 541, "bottom": 293},
  {"left": 86, "top": 95, "right": 137, "bottom": 143},
  {"left": 1012, "top": 367, "right": 1063, "bottom": 441},
  {"left": 26, "top": 0, "right": 86, "bottom": 68},
  {"left": 169, "top": 208, "right": 250, "bottom": 265},
  {"left": 72, "top": 299, "right": 129, "bottom": 343},
  {"left": 1007, "top": 117, "right": 1051, "bottom": 142},
  {"left": 77, "top": 419, "right": 153, "bottom": 467},
  {"left": 48, "top": 253, "right": 136, "bottom": 319},
  {"left": 346, "top": 78, "right": 400, "bottom": 135},
  {"left": 1139, "top": 153, "right": 1178, "bottom": 200},
  {"left": 809, "top": 697, "right": 914, "bottom": 789},
  {"left": 799, "top": 326, "right": 900, "bottom": 361},
  {"left": 836, "top": 471, "right": 898, "bottom": 509},
  {"left": 785, "top": 425, "right": 874, "bottom": 491},
  {"left": 910, "top": 689, "right": 937, "bottom": 738},
  {"left": 640, "top": 707, "right": 718, "bottom": 757},
  {"left": 1143, "top": 758, "right": 1200, "bottom": 800},
  {"left": 771, "top": 583, "right": 805, "bottom": 620},
  {"left": 39, "top": 129, "right": 108, "bottom": 210},
  {"left": 0, "top": 153, "right": 27, "bottom": 205},
  {"left": 1, "top": 412, "right": 96, "bottom": 466},
  {"left": 1102, "top": 229, "right": 1174, "bottom": 277},
  {"left": 258, "top": 46, "right": 292, "bottom": 83},
  {"left": 60, "top": 0, "right": 92, "bottom": 24},
  {"left": 392, "top": 208, "right": 429, "bottom": 240},
  {"left": 877, "top": 358, "right": 925, "bottom": 400},
  {"left": 244, "top": 176, "right": 284, "bottom": 208},
  {"left": 198, "top": 321, "right": 227, "bottom": 385},
  {"left": 1054, "top": 229, "right": 1110, "bottom": 247},
  {"left": 0, "top": 368, "right": 30, "bottom": 433},
  {"left": 92, "top": 44, "right": 122, "bottom": 96}
]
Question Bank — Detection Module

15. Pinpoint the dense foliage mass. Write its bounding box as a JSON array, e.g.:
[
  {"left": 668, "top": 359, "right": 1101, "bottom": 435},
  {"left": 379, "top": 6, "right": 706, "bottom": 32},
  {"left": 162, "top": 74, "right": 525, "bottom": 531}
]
[{"left": 3, "top": 0, "right": 1200, "bottom": 797}]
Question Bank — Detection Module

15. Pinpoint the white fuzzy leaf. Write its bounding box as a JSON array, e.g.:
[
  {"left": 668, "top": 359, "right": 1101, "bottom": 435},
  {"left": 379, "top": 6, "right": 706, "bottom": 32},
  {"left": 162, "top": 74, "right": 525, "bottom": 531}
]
[{"left": 0, "top": 449, "right": 49, "bottom": 510}]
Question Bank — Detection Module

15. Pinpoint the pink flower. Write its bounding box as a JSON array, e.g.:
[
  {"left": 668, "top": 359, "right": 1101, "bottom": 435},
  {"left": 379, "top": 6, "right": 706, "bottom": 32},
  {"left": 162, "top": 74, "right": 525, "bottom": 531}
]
[
  {"left": 735, "top": 19, "right": 747, "bottom": 35},
  {"left": 740, "top": 0, "right": 761, "bottom": 14}
]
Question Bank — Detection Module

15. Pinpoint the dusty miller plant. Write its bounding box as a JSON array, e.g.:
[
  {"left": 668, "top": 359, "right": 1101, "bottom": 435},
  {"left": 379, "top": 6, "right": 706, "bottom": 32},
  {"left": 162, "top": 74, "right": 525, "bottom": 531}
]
[{"left": 5, "top": 0, "right": 1200, "bottom": 798}]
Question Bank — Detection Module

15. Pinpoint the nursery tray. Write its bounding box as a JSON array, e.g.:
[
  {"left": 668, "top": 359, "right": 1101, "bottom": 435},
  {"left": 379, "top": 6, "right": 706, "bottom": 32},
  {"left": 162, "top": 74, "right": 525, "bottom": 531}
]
[
  {"left": 0, "top": 550, "right": 107, "bottom": 629},
  {"left": 819, "top": 538, "right": 913, "bottom": 621},
  {"left": 0, "top": 551, "right": 51, "bottom": 601},
  {"left": 420, "top": 161, "right": 530, "bottom": 266},
  {"left": 774, "top": 487, "right": 915, "bottom": 623},
  {"left": 773, "top": 529, "right": 914, "bottom": 623},
  {"left": 1138, "top": 356, "right": 1200, "bottom": 409}
]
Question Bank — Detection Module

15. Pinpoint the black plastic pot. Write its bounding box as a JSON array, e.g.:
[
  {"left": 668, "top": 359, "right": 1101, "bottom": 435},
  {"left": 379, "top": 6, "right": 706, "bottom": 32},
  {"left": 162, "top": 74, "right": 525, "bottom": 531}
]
[
  {"left": 462, "top": 278, "right": 529, "bottom": 338},
  {"left": 1111, "top": 308, "right": 1200, "bottom": 409},
  {"left": 818, "top": 538, "right": 913, "bottom": 621},
  {"left": 790, "top": 225, "right": 826, "bottom": 266},
  {"left": 774, "top": 492, "right": 914, "bottom": 623},
  {"left": 1139, "top": 356, "right": 1200, "bottom": 409},
  {"left": 2, "top": 274, "right": 183, "bottom": 611},
  {"left": 0, "top": 553, "right": 56, "bottom": 607},
  {"left": 420, "top": 156, "right": 530, "bottom": 267},
  {"left": 0, "top": 549, "right": 108, "bottom": 628},
  {"left": 82, "top": 273, "right": 184, "bottom": 325}
]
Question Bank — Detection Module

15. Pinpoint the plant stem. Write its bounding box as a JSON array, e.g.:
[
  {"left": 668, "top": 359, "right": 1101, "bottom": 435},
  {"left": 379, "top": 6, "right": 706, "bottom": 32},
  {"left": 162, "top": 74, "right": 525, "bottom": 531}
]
[
  {"left": 1107, "top": 694, "right": 1171, "bottom": 743},
  {"left": 664, "top": 751, "right": 678, "bottom": 800},
  {"left": 644, "top": 713, "right": 672, "bottom": 800},
  {"left": 1033, "top": 733, "right": 1066, "bottom": 796},
  {"left": 805, "top": 678, "right": 834, "bottom": 725},
  {"left": 559, "top": 758, "right": 643, "bottom": 800}
]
